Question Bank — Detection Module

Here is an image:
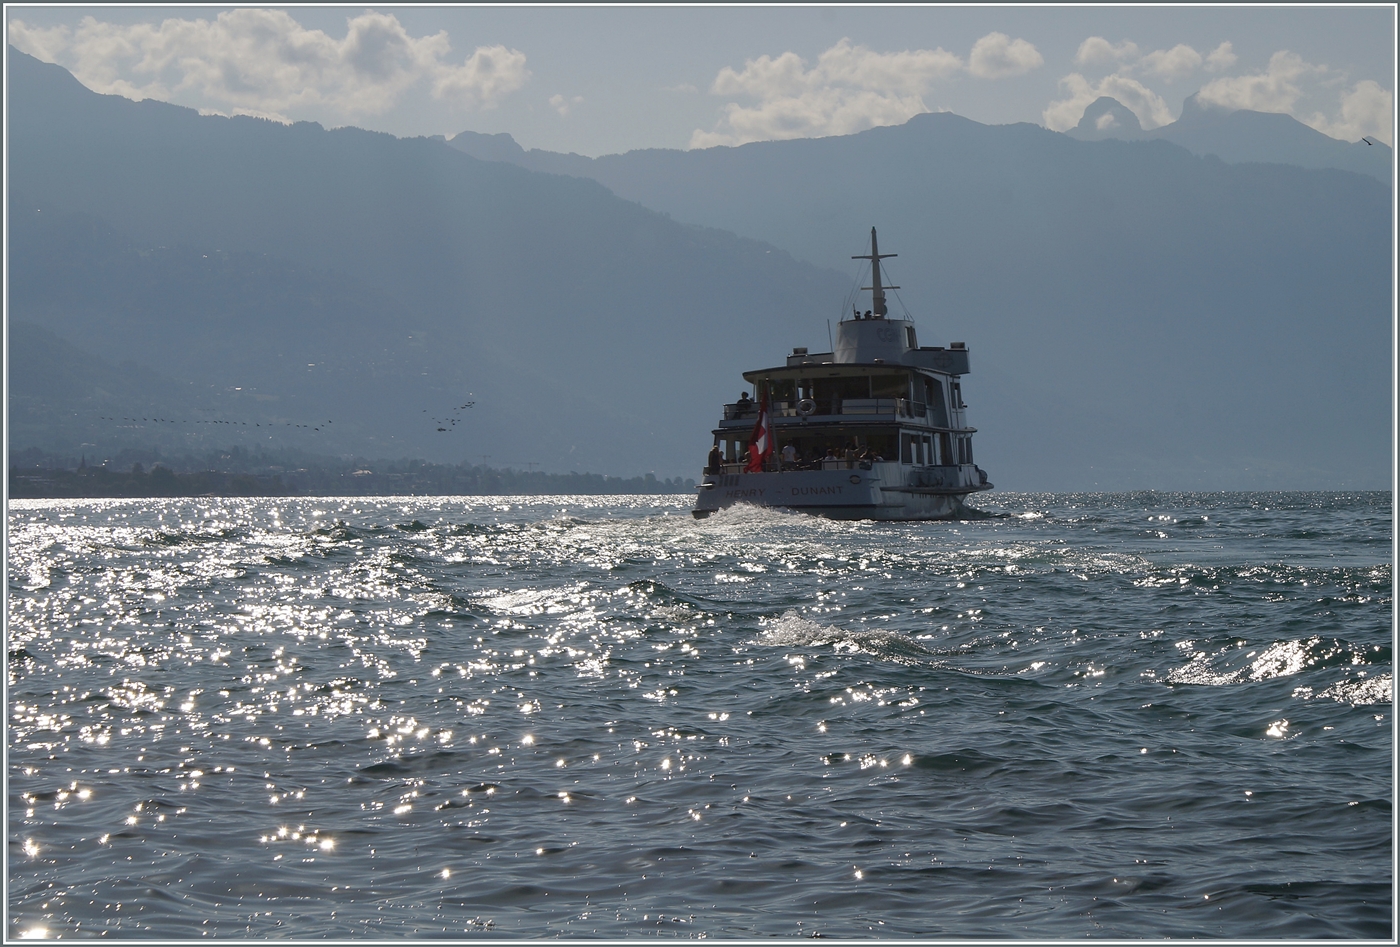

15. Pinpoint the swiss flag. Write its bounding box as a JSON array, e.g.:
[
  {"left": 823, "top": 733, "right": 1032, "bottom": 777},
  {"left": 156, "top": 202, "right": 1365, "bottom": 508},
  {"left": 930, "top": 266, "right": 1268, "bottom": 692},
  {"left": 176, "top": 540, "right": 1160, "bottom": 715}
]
[{"left": 744, "top": 389, "right": 773, "bottom": 473}]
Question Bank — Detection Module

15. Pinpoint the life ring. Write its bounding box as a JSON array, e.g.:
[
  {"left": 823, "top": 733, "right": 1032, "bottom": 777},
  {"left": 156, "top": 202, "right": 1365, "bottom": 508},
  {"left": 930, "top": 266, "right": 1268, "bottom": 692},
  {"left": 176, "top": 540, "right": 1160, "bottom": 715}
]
[{"left": 797, "top": 398, "right": 817, "bottom": 417}]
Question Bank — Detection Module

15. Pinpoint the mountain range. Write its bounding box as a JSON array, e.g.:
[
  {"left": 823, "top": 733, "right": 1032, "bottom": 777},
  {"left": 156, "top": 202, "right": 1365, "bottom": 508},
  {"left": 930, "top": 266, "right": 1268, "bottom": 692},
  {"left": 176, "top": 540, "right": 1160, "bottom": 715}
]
[
  {"left": 8, "top": 47, "right": 1392, "bottom": 490},
  {"left": 7, "top": 48, "right": 843, "bottom": 480},
  {"left": 1065, "top": 93, "right": 1390, "bottom": 183}
]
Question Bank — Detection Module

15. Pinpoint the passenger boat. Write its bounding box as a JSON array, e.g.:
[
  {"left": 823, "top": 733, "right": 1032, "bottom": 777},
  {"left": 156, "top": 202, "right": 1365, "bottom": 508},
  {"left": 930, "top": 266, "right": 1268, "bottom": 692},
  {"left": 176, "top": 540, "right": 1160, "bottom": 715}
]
[{"left": 693, "top": 228, "right": 991, "bottom": 520}]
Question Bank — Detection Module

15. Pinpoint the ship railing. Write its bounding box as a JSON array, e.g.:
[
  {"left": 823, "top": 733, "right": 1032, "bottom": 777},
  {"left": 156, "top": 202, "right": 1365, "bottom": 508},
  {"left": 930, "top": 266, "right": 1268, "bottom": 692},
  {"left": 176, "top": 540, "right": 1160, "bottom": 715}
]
[
  {"left": 723, "top": 402, "right": 761, "bottom": 420},
  {"left": 724, "top": 398, "right": 928, "bottom": 421},
  {"left": 710, "top": 459, "right": 876, "bottom": 475},
  {"left": 838, "top": 398, "right": 928, "bottom": 417}
]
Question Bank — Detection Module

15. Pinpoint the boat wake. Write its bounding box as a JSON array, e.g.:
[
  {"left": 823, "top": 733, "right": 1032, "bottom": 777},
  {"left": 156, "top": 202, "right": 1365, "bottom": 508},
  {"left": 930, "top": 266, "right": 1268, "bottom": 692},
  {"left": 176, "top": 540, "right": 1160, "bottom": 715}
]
[{"left": 755, "top": 610, "right": 938, "bottom": 665}]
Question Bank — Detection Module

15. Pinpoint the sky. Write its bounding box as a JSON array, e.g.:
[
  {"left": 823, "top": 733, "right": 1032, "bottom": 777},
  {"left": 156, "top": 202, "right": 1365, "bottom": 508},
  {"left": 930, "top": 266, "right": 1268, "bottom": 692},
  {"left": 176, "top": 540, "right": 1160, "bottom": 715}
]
[{"left": 6, "top": 5, "right": 1396, "bottom": 155}]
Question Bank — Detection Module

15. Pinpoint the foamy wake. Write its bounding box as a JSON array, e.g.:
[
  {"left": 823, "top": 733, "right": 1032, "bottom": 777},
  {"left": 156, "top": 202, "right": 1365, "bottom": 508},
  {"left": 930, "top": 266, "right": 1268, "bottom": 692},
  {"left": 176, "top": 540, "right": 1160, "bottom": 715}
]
[
  {"left": 1167, "top": 638, "right": 1391, "bottom": 706},
  {"left": 1311, "top": 673, "right": 1392, "bottom": 706},
  {"left": 755, "top": 610, "right": 935, "bottom": 664},
  {"left": 1166, "top": 637, "right": 1377, "bottom": 687}
]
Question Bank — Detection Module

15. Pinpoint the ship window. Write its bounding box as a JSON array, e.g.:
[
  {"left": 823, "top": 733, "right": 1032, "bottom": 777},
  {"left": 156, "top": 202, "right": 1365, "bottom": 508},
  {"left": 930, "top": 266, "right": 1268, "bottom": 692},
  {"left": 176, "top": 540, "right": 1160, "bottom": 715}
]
[
  {"left": 901, "top": 434, "right": 913, "bottom": 464},
  {"left": 769, "top": 379, "right": 796, "bottom": 403},
  {"left": 812, "top": 376, "right": 870, "bottom": 412},
  {"left": 923, "top": 378, "right": 948, "bottom": 426},
  {"left": 906, "top": 326, "right": 917, "bottom": 349},
  {"left": 939, "top": 433, "right": 952, "bottom": 466},
  {"left": 853, "top": 431, "right": 897, "bottom": 461},
  {"left": 870, "top": 373, "right": 908, "bottom": 399}
]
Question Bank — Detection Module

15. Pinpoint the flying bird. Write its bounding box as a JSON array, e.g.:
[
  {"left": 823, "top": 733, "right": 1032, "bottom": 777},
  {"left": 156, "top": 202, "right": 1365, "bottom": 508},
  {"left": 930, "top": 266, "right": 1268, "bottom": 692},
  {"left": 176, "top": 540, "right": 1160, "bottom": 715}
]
[{"left": 428, "top": 396, "right": 475, "bottom": 432}]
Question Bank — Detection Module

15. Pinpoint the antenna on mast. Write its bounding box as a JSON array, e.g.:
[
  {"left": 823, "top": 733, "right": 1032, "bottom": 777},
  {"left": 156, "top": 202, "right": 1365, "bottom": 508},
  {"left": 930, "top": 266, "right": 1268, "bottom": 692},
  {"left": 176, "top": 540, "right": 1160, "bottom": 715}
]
[{"left": 851, "top": 226, "right": 899, "bottom": 318}]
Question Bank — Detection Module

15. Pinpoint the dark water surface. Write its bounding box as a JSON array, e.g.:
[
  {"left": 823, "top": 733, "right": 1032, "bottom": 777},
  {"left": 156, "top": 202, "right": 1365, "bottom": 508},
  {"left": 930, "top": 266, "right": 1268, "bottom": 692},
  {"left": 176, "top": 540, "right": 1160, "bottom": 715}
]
[{"left": 7, "top": 492, "right": 1391, "bottom": 938}]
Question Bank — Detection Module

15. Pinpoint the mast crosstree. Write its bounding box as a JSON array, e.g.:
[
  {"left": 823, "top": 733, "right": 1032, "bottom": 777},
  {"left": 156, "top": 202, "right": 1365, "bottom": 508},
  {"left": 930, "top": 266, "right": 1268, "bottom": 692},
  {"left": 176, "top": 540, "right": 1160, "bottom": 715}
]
[{"left": 852, "top": 226, "right": 899, "bottom": 318}]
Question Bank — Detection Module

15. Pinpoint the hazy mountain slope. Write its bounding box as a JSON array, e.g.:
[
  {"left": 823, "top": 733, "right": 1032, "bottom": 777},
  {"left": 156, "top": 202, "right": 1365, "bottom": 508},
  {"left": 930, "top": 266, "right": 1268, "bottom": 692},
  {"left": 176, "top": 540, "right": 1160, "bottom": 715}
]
[
  {"left": 11, "top": 48, "right": 1389, "bottom": 489},
  {"left": 1067, "top": 94, "right": 1391, "bottom": 183},
  {"left": 7, "top": 49, "right": 849, "bottom": 479},
  {"left": 8, "top": 207, "right": 449, "bottom": 457},
  {"left": 9, "top": 320, "right": 203, "bottom": 455},
  {"left": 448, "top": 112, "right": 1391, "bottom": 490}
]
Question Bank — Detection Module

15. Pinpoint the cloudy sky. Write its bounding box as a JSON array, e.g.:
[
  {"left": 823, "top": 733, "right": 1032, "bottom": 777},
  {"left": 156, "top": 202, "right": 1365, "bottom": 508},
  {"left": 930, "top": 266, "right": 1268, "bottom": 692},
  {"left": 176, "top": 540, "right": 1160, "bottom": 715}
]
[{"left": 7, "top": 5, "right": 1395, "bottom": 154}]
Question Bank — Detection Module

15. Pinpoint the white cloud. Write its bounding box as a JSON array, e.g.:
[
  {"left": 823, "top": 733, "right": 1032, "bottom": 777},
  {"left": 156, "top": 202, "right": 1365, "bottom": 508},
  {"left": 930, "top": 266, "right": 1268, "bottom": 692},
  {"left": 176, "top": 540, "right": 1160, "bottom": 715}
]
[
  {"left": 1075, "top": 37, "right": 1206, "bottom": 83},
  {"left": 968, "top": 32, "right": 1043, "bottom": 79},
  {"left": 1057, "top": 37, "right": 1205, "bottom": 130},
  {"left": 433, "top": 44, "right": 530, "bottom": 110},
  {"left": 1304, "top": 80, "right": 1394, "bottom": 146},
  {"left": 1196, "top": 50, "right": 1323, "bottom": 114},
  {"left": 1195, "top": 48, "right": 1392, "bottom": 145},
  {"left": 1051, "top": 39, "right": 1391, "bottom": 146},
  {"left": 6, "top": 20, "right": 71, "bottom": 64},
  {"left": 1140, "top": 44, "right": 1203, "bottom": 82},
  {"left": 8, "top": 10, "right": 529, "bottom": 121},
  {"left": 1075, "top": 37, "right": 1139, "bottom": 68},
  {"left": 1204, "top": 42, "right": 1237, "bottom": 73},
  {"left": 692, "top": 39, "right": 958, "bottom": 147},
  {"left": 692, "top": 33, "right": 1040, "bottom": 148},
  {"left": 709, "top": 40, "right": 963, "bottom": 101},
  {"left": 1043, "top": 73, "right": 1174, "bottom": 132},
  {"left": 549, "top": 93, "right": 584, "bottom": 117}
]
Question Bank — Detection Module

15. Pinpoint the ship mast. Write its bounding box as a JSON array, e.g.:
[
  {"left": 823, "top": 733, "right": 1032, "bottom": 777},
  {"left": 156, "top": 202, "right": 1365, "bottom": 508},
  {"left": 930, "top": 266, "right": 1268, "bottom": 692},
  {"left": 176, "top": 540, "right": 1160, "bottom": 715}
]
[{"left": 852, "top": 226, "right": 898, "bottom": 318}]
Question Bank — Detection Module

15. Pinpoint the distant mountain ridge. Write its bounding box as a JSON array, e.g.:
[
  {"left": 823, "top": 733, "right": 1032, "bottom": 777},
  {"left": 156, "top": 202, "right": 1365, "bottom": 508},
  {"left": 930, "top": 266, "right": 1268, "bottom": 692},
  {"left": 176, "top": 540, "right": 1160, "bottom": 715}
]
[
  {"left": 1066, "top": 93, "right": 1390, "bottom": 183},
  {"left": 451, "top": 94, "right": 1391, "bottom": 186},
  {"left": 6, "top": 47, "right": 847, "bottom": 480},
  {"left": 7, "top": 48, "right": 1391, "bottom": 490}
]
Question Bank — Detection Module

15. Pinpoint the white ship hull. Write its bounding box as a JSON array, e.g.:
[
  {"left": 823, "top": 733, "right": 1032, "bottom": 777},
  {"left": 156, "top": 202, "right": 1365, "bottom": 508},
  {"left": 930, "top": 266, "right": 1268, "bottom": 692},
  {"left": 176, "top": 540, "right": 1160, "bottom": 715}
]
[{"left": 693, "top": 462, "right": 990, "bottom": 520}]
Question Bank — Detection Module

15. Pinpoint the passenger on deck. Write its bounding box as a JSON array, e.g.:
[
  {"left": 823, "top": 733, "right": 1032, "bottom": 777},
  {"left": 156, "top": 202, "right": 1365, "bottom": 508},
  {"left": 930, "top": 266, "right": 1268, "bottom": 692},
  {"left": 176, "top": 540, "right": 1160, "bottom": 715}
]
[
  {"left": 706, "top": 444, "right": 722, "bottom": 475},
  {"left": 737, "top": 392, "right": 752, "bottom": 408},
  {"left": 781, "top": 443, "right": 797, "bottom": 469}
]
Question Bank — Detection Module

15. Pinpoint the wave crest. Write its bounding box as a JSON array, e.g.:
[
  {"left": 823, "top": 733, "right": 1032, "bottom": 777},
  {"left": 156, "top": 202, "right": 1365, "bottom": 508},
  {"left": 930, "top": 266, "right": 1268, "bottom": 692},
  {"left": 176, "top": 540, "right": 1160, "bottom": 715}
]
[{"left": 756, "top": 610, "right": 935, "bottom": 664}]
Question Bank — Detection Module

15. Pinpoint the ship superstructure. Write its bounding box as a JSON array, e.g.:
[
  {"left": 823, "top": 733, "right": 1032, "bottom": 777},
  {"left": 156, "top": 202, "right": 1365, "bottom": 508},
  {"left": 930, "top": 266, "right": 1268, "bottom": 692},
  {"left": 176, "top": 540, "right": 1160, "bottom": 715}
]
[{"left": 693, "top": 228, "right": 991, "bottom": 520}]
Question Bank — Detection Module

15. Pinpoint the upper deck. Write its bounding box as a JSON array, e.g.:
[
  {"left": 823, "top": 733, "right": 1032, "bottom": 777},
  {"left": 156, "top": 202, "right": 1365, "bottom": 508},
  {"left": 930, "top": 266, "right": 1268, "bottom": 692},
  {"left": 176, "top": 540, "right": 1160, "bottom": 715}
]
[{"left": 743, "top": 341, "right": 969, "bottom": 383}]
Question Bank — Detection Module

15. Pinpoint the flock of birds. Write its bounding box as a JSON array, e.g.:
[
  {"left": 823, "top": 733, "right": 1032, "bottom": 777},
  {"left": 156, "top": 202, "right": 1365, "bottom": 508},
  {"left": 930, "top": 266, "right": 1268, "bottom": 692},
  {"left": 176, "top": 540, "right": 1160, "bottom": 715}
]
[
  {"left": 96, "top": 416, "right": 330, "bottom": 430},
  {"left": 94, "top": 396, "right": 475, "bottom": 435},
  {"left": 425, "top": 399, "right": 475, "bottom": 433}
]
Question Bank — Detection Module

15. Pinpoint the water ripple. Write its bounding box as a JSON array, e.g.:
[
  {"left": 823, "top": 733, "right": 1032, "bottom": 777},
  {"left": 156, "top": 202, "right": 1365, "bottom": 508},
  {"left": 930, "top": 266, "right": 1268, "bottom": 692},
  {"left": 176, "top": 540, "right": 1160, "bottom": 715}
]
[{"left": 7, "top": 492, "right": 1390, "bottom": 937}]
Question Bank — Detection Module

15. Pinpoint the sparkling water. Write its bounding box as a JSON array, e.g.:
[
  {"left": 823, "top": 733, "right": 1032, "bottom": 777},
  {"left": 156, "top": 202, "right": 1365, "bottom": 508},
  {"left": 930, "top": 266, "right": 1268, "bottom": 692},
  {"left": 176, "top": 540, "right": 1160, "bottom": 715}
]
[{"left": 7, "top": 492, "right": 1391, "bottom": 937}]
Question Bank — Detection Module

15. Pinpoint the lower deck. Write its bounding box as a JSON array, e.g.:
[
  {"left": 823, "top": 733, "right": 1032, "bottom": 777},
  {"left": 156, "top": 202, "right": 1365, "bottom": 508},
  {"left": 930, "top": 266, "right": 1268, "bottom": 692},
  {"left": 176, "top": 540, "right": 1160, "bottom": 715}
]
[
  {"left": 693, "top": 463, "right": 991, "bottom": 521},
  {"left": 711, "top": 421, "right": 977, "bottom": 471}
]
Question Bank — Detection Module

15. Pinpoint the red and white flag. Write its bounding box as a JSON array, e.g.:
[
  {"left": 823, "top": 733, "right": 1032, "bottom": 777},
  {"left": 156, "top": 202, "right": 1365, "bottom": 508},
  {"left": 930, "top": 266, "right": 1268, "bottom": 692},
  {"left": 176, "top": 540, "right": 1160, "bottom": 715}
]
[{"left": 744, "top": 389, "right": 772, "bottom": 473}]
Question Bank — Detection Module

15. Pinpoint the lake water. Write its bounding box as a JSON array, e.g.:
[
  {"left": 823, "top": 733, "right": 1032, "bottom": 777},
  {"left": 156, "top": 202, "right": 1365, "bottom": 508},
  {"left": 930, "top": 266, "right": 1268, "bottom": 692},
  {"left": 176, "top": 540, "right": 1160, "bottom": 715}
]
[{"left": 6, "top": 491, "right": 1391, "bottom": 938}]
